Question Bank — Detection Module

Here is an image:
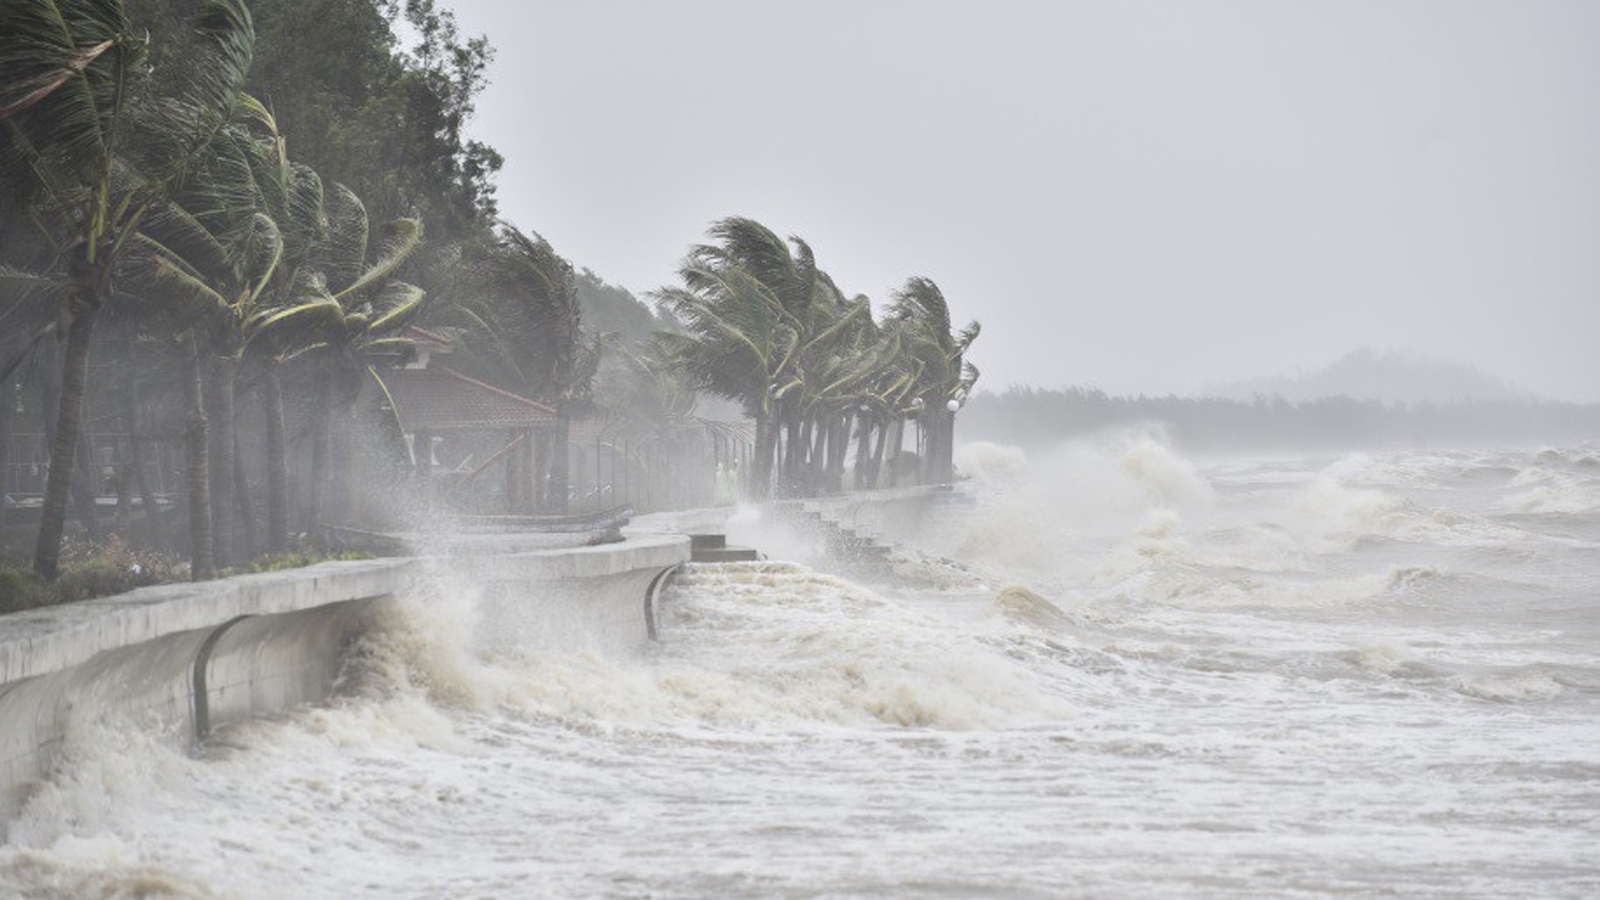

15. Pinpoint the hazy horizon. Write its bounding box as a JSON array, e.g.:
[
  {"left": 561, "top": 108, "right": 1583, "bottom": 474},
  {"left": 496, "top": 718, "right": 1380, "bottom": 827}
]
[{"left": 440, "top": 0, "right": 1600, "bottom": 402}]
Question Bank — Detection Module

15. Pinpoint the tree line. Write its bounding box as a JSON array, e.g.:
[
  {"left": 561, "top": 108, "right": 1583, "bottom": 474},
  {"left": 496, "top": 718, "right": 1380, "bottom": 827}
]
[
  {"left": 1, "top": 0, "right": 982, "bottom": 586},
  {"left": 961, "top": 386, "right": 1600, "bottom": 452}
]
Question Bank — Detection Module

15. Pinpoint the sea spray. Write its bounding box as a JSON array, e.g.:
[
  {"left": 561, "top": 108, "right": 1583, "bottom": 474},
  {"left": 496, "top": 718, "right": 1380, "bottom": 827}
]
[
  {"left": 491, "top": 562, "right": 1070, "bottom": 729},
  {"left": 2, "top": 447, "right": 1596, "bottom": 899},
  {"left": 992, "top": 585, "right": 1078, "bottom": 633}
]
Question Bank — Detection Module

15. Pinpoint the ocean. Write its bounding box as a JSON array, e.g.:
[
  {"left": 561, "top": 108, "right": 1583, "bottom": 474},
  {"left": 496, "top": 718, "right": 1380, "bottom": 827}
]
[{"left": 3, "top": 439, "right": 1597, "bottom": 898}]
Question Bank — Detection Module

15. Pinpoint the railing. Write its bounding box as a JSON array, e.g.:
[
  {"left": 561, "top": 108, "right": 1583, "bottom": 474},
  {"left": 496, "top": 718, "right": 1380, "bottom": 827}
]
[{"left": 3, "top": 433, "right": 182, "bottom": 502}]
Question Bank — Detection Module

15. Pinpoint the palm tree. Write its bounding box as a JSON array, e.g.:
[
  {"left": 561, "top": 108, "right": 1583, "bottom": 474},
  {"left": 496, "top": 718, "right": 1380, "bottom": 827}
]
[
  {"left": 888, "top": 277, "right": 980, "bottom": 485},
  {"left": 856, "top": 323, "right": 924, "bottom": 488},
  {"left": 0, "top": 0, "right": 257, "bottom": 578},
  {"left": 451, "top": 224, "right": 595, "bottom": 514},
  {"left": 658, "top": 217, "right": 874, "bottom": 498},
  {"left": 655, "top": 262, "right": 793, "bottom": 499},
  {"left": 133, "top": 107, "right": 337, "bottom": 561},
  {"left": 244, "top": 147, "right": 327, "bottom": 554},
  {"left": 134, "top": 123, "right": 286, "bottom": 567},
  {"left": 265, "top": 186, "right": 424, "bottom": 536}
]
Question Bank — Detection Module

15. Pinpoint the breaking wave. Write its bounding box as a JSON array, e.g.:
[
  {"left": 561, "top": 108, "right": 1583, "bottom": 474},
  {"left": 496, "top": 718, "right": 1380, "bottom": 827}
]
[{"left": 4, "top": 442, "right": 1598, "bottom": 899}]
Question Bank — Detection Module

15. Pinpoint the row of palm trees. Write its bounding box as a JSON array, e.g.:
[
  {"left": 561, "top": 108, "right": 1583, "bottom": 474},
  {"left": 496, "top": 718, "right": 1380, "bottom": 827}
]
[
  {"left": 655, "top": 217, "right": 980, "bottom": 500},
  {"left": 1, "top": 0, "right": 431, "bottom": 578},
  {"left": 1, "top": 0, "right": 983, "bottom": 584}
]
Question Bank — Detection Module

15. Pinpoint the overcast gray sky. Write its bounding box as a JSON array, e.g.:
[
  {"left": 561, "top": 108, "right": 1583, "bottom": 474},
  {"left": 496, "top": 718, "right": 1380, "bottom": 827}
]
[{"left": 444, "top": 0, "right": 1600, "bottom": 401}]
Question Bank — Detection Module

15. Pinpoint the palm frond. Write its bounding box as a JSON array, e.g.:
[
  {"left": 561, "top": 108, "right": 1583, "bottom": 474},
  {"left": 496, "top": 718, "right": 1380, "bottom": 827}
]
[{"left": 332, "top": 217, "right": 420, "bottom": 302}]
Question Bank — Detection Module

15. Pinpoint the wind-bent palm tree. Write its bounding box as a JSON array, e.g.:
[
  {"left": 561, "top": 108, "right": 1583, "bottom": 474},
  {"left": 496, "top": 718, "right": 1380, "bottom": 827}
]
[
  {"left": 888, "top": 277, "right": 980, "bottom": 485},
  {"left": 0, "top": 0, "right": 257, "bottom": 579},
  {"left": 134, "top": 107, "right": 336, "bottom": 561},
  {"left": 134, "top": 122, "right": 286, "bottom": 567},
  {"left": 242, "top": 144, "right": 327, "bottom": 554},
  {"left": 656, "top": 262, "right": 793, "bottom": 499},
  {"left": 659, "top": 217, "right": 871, "bottom": 498},
  {"left": 451, "top": 224, "right": 597, "bottom": 514},
  {"left": 265, "top": 186, "right": 425, "bottom": 536}
]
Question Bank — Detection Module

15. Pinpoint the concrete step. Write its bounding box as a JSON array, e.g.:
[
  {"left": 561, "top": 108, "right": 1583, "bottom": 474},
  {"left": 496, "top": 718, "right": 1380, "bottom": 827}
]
[
  {"left": 691, "top": 546, "right": 762, "bottom": 563},
  {"left": 689, "top": 533, "right": 727, "bottom": 551}
]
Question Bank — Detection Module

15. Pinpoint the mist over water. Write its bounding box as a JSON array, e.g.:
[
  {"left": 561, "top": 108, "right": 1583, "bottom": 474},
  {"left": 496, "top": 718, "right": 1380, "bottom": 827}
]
[{"left": 3, "top": 437, "right": 1598, "bottom": 898}]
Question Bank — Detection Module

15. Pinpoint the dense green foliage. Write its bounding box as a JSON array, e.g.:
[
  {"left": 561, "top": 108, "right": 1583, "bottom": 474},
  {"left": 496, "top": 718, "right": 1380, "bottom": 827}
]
[
  {"left": 0, "top": 0, "right": 980, "bottom": 603},
  {"left": 656, "top": 217, "right": 979, "bottom": 497},
  {"left": 129, "top": 0, "right": 499, "bottom": 243}
]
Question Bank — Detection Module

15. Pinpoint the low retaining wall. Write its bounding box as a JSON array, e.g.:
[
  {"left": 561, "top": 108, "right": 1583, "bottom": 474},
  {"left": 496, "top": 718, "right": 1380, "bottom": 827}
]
[
  {"left": 426, "top": 533, "right": 689, "bottom": 656},
  {"left": 0, "top": 534, "right": 691, "bottom": 835},
  {"left": 0, "top": 559, "right": 413, "bottom": 832}
]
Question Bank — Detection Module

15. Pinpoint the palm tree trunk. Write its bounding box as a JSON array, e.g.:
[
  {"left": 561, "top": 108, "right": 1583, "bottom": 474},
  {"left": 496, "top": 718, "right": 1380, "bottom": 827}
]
[
  {"left": 852, "top": 413, "right": 872, "bottom": 490},
  {"left": 827, "top": 412, "right": 849, "bottom": 492},
  {"left": 934, "top": 406, "right": 947, "bottom": 483},
  {"left": 889, "top": 418, "right": 908, "bottom": 488},
  {"left": 0, "top": 374, "right": 12, "bottom": 531},
  {"left": 782, "top": 411, "right": 803, "bottom": 497},
  {"left": 308, "top": 383, "right": 330, "bottom": 542},
  {"left": 808, "top": 415, "right": 827, "bottom": 495},
  {"left": 329, "top": 415, "right": 352, "bottom": 525},
  {"left": 750, "top": 412, "right": 775, "bottom": 500},
  {"left": 869, "top": 416, "right": 889, "bottom": 488},
  {"left": 36, "top": 336, "right": 103, "bottom": 549},
  {"left": 182, "top": 333, "right": 213, "bottom": 579},
  {"left": 120, "top": 329, "right": 163, "bottom": 549},
  {"left": 233, "top": 436, "right": 257, "bottom": 560},
  {"left": 32, "top": 304, "right": 98, "bottom": 580},
  {"left": 207, "top": 356, "right": 236, "bottom": 568},
  {"left": 549, "top": 412, "right": 570, "bottom": 514},
  {"left": 261, "top": 367, "right": 289, "bottom": 553}
]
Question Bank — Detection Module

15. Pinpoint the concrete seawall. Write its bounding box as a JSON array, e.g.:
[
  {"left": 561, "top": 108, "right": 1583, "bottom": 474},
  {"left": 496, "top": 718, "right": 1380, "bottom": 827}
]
[
  {"left": 0, "top": 535, "right": 690, "bottom": 833},
  {"left": 429, "top": 533, "right": 690, "bottom": 656}
]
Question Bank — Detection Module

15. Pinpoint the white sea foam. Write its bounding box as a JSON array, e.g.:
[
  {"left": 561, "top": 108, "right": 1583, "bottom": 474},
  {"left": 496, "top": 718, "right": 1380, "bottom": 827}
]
[{"left": 3, "top": 446, "right": 1598, "bottom": 899}]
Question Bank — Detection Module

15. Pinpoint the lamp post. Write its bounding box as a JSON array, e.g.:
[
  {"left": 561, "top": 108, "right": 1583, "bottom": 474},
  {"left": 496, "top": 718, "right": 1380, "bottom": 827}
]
[
  {"left": 940, "top": 395, "right": 963, "bottom": 485},
  {"left": 907, "top": 397, "right": 926, "bottom": 484}
]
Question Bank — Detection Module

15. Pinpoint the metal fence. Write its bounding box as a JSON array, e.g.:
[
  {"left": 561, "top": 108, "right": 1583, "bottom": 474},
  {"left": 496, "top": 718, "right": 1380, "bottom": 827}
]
[{"left": 2, "top": 433, "right": 182, "bottom": 501}]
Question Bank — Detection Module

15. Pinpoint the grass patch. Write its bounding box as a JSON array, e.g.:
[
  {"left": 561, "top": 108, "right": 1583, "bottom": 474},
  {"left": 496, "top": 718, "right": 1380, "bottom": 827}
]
[
  {"left": 1, "top": 537, "right": 183, "bottom": 613},
  {"left": 247, "top": 550, "right": 374, "bottom": 573},
  {"left": 0, "top": 542, "right": 373, "bottom": 614}
]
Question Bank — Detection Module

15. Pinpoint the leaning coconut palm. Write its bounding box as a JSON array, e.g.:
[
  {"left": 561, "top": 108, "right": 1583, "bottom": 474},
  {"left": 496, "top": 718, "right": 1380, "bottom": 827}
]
[
  {"left": 258, "top": 187, "right": 424, "bottom": 537},
  {"left": 134, "top": 109, "right": 332, "bottom": 560},
  {"left": 786, "top": 285, "right": 873, "bottom": 495},
  {"left": 450, "top": 224, "right": 596, "bottom": 514},
  {"left": 662, "top": 217, "right": 879, "bottom": 498},
  {"left": 132, "top": 123, "right": 288, "bottom": 568},
  {"left": 888, "top": 277, "right": 981, "bottom": 485},
  {"left": 655, "top": 262, "right": 796, "bottom": 500},
  {"left": 856, "top": 323, "right": 924, "bottom": 489},
  {"left": 683, "top": 218, "right": 839, "bottom": 493},
  {"left": 0, "top": 0, "right": 257, "bottom": 579},
  {"left": 243, "top": 149, "right": 326, "bottom": 554}
]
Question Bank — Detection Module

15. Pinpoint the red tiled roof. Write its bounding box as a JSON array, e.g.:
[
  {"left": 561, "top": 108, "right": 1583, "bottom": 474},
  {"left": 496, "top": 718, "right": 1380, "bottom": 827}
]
[{"left": 381, "top": 366, "right": 557, "bottom": 432}]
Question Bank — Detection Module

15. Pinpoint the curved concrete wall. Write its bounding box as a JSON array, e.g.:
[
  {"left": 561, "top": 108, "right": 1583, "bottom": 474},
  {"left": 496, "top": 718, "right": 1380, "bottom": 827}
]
[
  {"left": 0, "top": 535, "right": 690, "bottom": 835},
  {"left": 0, "top": 559, "right": 413, "bottom": 834},
  {"left": 431, "top": 533, "right": 688, "bottom": 657}
]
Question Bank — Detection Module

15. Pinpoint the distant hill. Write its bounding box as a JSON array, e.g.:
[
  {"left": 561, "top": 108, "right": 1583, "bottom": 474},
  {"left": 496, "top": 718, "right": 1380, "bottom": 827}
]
[{"left": 1203, "top": 349, "right": 1530, "bottom": 405}]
